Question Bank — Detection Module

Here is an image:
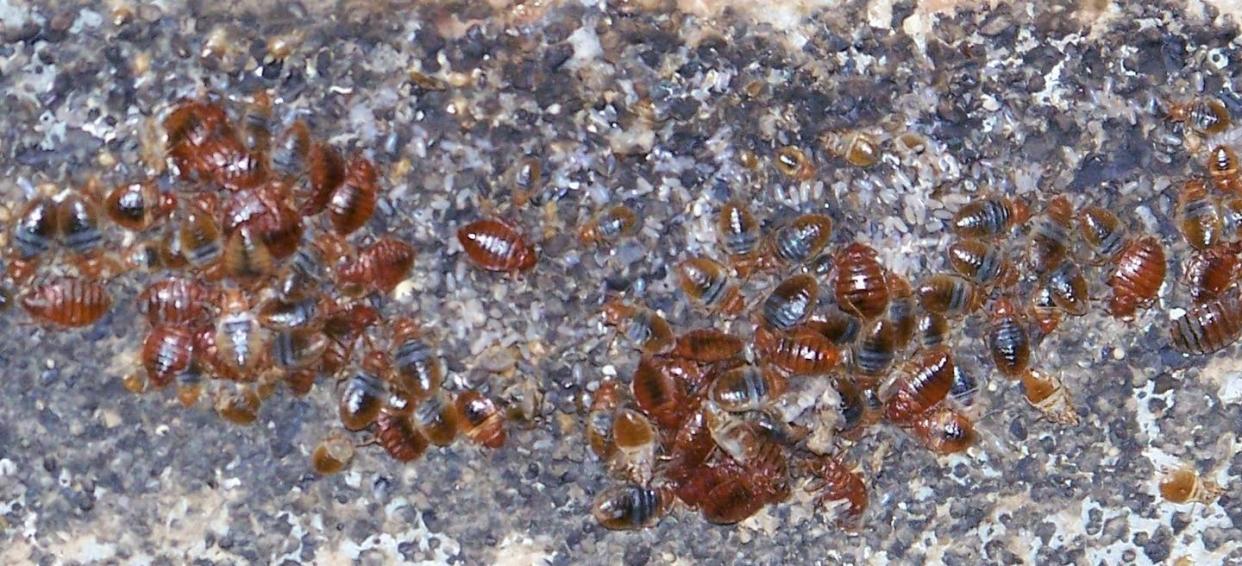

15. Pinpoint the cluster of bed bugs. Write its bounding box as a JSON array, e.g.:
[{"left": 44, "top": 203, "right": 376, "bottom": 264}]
[{"left": 2, "top": 94, "right": 515, "bottom": 473}]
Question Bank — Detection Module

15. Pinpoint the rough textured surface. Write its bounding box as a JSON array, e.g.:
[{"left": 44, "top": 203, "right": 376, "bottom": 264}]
[{"left": 0, "top": 0, "right": 1239, "bottom": 563}]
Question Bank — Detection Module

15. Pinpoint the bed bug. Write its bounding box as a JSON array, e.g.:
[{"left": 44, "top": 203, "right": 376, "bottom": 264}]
[
  {"left": 137, "top": 277, "right": 216, "bottom": 326},
  {"left": 753, "top": 325, "right": 842, "bottom": 376},
  {"left": 1078, "top": 205, "right": 1128, "bottom": 264},
  {"left": 915, "top": 311, "right": 951, "bottom": 349},
  {"left": 311, "top": 432, "right": 355, "bottom": 475},
  {"left": 21, "top": 276, "right": 112, "bottom": 327},
  {"left": 774, "top": 146, "right": 815, "bottom": 181},
  {"left": 1108, "top": 235, "right": 1166, "bottom": 320},
  {"left": 823, "top": 129, "right": 880, "bottom": 168},
  {"left": 802, "top": 308, "right": 863, "bottom": 346},
  {"left": 851, "top": 319, "right": 899, "bottom": 379},
  {"left": 883, "top": 346, "right": 955, "bottom": 426},
  {"left": 952, "top": 196, "right": 1028, "bottom": 239},
  {"left": 1223, "top": 196, "right": 1242, "bottom": 239},
  {"left": 834, "top": 242, "right": 889, "bottom": 320},
  {"left": 987, "top": 298, "right": 1030, "bottom": 379},
  {"left": 338, "top": 369, "right": 386, "bottom": 431},
  {"left": 300, "top": 142, "right": 345, "bottom": 216},
  {"left": 947, "top": 238, "right": 1014, "bottom": 287},
  {"left": 12, "top": 196, "right": 59, "bottom": 259},
  {"left": 1178, "top": 178, "right": 1223, "bottom": 251},
  {"left": 215, "top": 290, "right": 266, "bottom": 378},
  {"left": 105, "top": 180, "right": 177, "bottom": 232},
  {"left": 699, "top": 442, "right": 790, "bottom": 525},
  {"left": 770, "top": 214, "right": 833, "bottom": 265},
  {"left": 271, "top": 328, "right": 327, "bottom": 369},
  {"left": 631, "top": 357, "right": 685, "bottom": 429},
  {"left": 1028, "top": 285, "right": 1062, "bottom": 338},
  {"left": 506, "top": 155, "right": 543, "bottom": 206},
  {"left": 1021, "top": 369, "right": 1078, "bottom": 426},
  {"left": 458, "top": 218, "right": 538, "bottom": 273},
  {"left": 611, "top": 408, "right": 657, "bottom": 483},
  {"left": 1207, "top": 145, "right": 1241, "bottom": 195},
  {"left": 414, "top": 389, "right": 460, "bottom": 446},
  {"left": 763, "top": 274, "right": 818, "bottom": 330},
  {"left": 390, "top": 319, "right": 443, "bottom": 400},
  {"left": 672, "top": 328, "right": 744, "bottom": 363},
  {"left": 1043, "top": 260, "right": 1090, "bottom": 316},
  {"left": 223, "top": 227, "right": 275, "bottom": 286},
  {"left": 1167, "top": 97, "right": 1231, "bottom": 136},
  {"left": 601, "top": 300, "right": 674, "bottom": 356},
  {"left": 215, "top": 383, "right": 263, "bottom": 425},
  {"left": 56, "top": 193, "right": 105, "bottom": 255},
  {"left": 911, "top": 407, "right": 975, "bottom": 454},
  {"left": 164, "top": 100, "right": 230, "bottom": 148},
  {"left": 664, "top": 408, "right": 714, "bottom": 487},
  {"left": 336, "top": 237, "right": 415, "bottom": 296},
  {"left": 1026, "top": 195, "right": 1074, "bottom": 274},
  {"left": 191, "top": 127, "right": 267, "bottom": 191},
  {"left": 718, "top": 200, "right": 762, "bottom": 259},
  {"left": 592, "top": 483, "right": 675, "bottom": 531},
  {"left": 802, "top": 454, "right": 868, "bottom": 527},
  {"left": 587, "top": 379, "right": 621, "bottom": 460},
  {"left": 374, "top": 409, "right": 430, "bottom": 462},
  {"left": 240, "top": 91, "right": 273, "bottom": 155},
  {"left": 1158, "top": 468, "right": 1223, "bottom": 504},
  {"left": 1170, "top": 290, "right": 1242, "bottom": 354},
  {"left": 834, "top": 377, "right": 883, "bottom": 437},
  {"left": 1185, "top": 244, "right": 1241, "bottom": 304},
  {"left": 579, "top": 204, "right": 638, "bottom": 247},
  {"left": 710, "top": 365, "right": 786, "bottom": 413},
  {"left": 887, "top": 274, "right": 917, "bottom": 349},
  {"left": 223, "top": 181, "right": 303, "bottom": 259},
  {"left": 676, "top": 257, "right": 744, "bottom": 315},
  {"left": 177, "top": 201, "right": 225, "bottom": 271},
  {"left": 456, "top": 391, "right": 506, "bottom": 448},
  {"left": 283, "top": 368, "right": 317, "bottom": 396},
  {"left": 141, "top": 325, "right": 194, "bottom": 388},
  {"left": 948, "top": 363, "right": 979, "bottom": 407},
  {"left": 916, "top": 273, "right": 982, "bottom": 318},
  {"left": 257, "top": 295, "right": 319, "bottom": 330},
  {"left": 327, "top": 155, "right": 379, "bottom": 235}
]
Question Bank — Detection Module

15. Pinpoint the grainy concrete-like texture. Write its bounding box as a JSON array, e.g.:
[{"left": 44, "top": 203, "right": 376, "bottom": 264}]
[{"left": 0, "top": 0, "right": 1240, "bottom": 564}]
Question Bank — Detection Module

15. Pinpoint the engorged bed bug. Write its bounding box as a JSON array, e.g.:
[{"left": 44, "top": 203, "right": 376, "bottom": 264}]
[
  {"left": 12, "top": 196, "right": 59, "bottom": 259},
  {"left": 1169, "top": 289, "right": 1242, "bottom": 355},
  {"left": 1158, "top": 467, "right": 1223, "bottom": 504},
  {"left": 915, "top": 273, "right": 982, "bottom": 318},
  {"left": 763, "top": 273, "right": 818, "bottom": 331},
  {"left": 414, "top": 390, "right": 460, "bottom": 446},
  {"left": 987, "top": 297, "right": 1030, "bottom": 379},
  {"left": 141, "top": 325, "right": 194, "bottom": 388},
  {"left": 886, "top": 274, "right": 917, "bottom": 349},
  {"left": 676, "top": 257, "right": 744, "bottom": 315},
  {"left": 951, "top": 196, "right": 1028, "bottom": 239},
  {"left": 592, "top": 483, "right": 675, "bottom": 531},
  {"left": 717, "top": 200, "right": 762, "bottom": 260},
  {"left": 802, "top": 308, "right": 863, "bottom": 346},
  {"left": 1043, "top": 260, "right": 1090, "bottom": 317},
  {"left": 257, "top": 295, "right": 319, "bottom": 330},
  {"left": 915, "top": 310, "right": 951, "bottom": 349},
  {"left": 1208, "top": 145, "right": 1241, "bottom": 195},
  {"left": 105, "top": 180, "right": 177, "bottom": 232},
  {"left": 709, "top": 365, "right": 786, "bottom": 413},
  {"left": 753, "top": 325, "right": 842, "bottom": 376},
  {"left": 271, "top": 328, "right": 327, "bottom": 370},
  {"left": 390, "top": 319, "right": 443, "bottom": 400},
  {"left": 1078, "top": 205, "right": 1128, "bottom": 264},
  {"left": 579, "top": 204, "right": 639, "bottom": 247},
  {"left": 177, "top": 198, "right": 225, "bottom": 271},
  {"left": 851, "top": 319, "right": 899, "bottom": 380},
  {"left": 57, "top": 193, "right": 105, "bottom": 256},
  {"left": 1166, "top": 97, "right": 1231, "bottom": 136},
  {"left": 947, "top": 238, "right": 1014, "bottom": 287},
  {"left": 611, "top": 408, "right": 657, "bottom": 483},
  {"left": 1021, "top": 369, "right": 1078, "bottom": 426},
  {"left": 1026, "top": 195, "right": 1074, "bottom": 274},
  {"left": 601, "top": 300, "right": 674, "bottom": 356},
  {"left": 223, "top": 180, "right": 304, "bottom": 260},
  {"left": 770, "top": 213, "right": 833, "bottom": 266},
  {"left": 834, "top": 242, "right": 889, "bottom": 320},
  {"left": 327, "top": 155, "right": 379, "bottom": 235},
  {"left": 457, "top": 217, "right": 538, "bottom": 273},
  {"left": 21, "top": 276, "right": 112, "bottom": 327},
  {"left": 374, "top": 409, "right": 430, "bottom": 462},
  {"left": 338, "top": 369, "right": 386, "bottom": 431},
  {"left": 1107, "top": 235, "right": 1166, "bottom": 320},
  {"left": 223, "top": 227, "right": 275, "bottom": 286},
  {"left": 456, "top": 391, "right": 506, "bottom": 449},
  {"left": 1177, "top": 178, "right": 1223, "bottom": 251},
  {"left": 311, "top": 432, "right": 355, "bottom": 475}
]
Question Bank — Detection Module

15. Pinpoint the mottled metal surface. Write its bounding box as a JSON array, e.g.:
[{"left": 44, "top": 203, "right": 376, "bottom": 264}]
[{"left": 0, "top": 0, "right": 1239, "bottom": 564}]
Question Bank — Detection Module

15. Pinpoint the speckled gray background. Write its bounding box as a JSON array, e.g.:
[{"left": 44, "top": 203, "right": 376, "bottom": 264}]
[{"left": 0, "top": 0, "right": 1239, "bottom": 564}]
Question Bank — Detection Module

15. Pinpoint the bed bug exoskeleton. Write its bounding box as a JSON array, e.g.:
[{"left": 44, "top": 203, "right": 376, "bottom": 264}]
[
  {"left": 579, "top": 204, "right": 639, "bottom": 247},
  {"left": 1021, "top": 369, "right": 1078, "bottom": 425}
]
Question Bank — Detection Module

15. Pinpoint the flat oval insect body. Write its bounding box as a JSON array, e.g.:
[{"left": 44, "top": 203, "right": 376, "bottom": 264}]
[
  {"left": 106, "top": 180, "right": 176, "bottom": 231},
  {"left": 753, "top": 325, "right": 842, "bottom": 376},
  {"left": 1026, "top": 195, "right": 1073, "bottom": 274},
  {"left": 774, "top": 146, "right": 815, "bottom": 181},
  {"left": 57, "top": 194, "right": 104, "bottom": 255},
  {"left": 851, "top": 318, "right": 899, "bottom": 379},
  {"left": 912, "top": 407, "right": 975, "bottom": 454},
  {"left": 1168, "top": 97, "right": 1230, "bottom": 135},
  {"left": 339, "top": 370, "right": 386, "bottom": 431},
  {"left": 337, "top": 237, "right": 416, "bottom": 296},
  {"left": 1208, "top": 145, "right": 1241, "bottom": 195},
  {"left": 771, "top": 214, "right": 832, "bottom": 265},
  {"left": 717, "top": 200, "right": 761, "bottom": 258},
  {"left": 271, "top": 328, "right": 327, "bottom": 369},
  {"left": 631, "top": 357, "right": 684, "bottom": 429},
  {"left": 947, "top": 238, "right": 1011, "bottom": 286},
  {"left": 579, "top": 204, "right": 638, "bottom": 247},
  {"left": 13, "top": 197, "right": 59, "bottom": 259},
  {"left": 138, "top": 277, "right": 216, "bottom": 326},
  {"left": 390, "top": 320, "right": 443, "bottom": 400},
  {"left": 1043, "top": 261, "right": 1090, "bottom": 316},
  {"left": 887, "top": 274, "right": 917, "bottom": 348},
  {"left": 1107, "top": 236, "right": 1166, "bottom": 320},
  {"left": 257, "top": 296, "right": 318, "bottom": 330},
  {"left": 592, "top": 484, "right": 675, "bottom": 530},
  {"left": 916, "top": 273, "right": 982, "bottom": 318},
  {"left": 803, "top": 308, "right": 863, "bottom": 345},
  {"left": 223, "top": 227, "right": 275, "bottom": 286},
  {"left": 710, "top": 365, "right": 785, "bottom": 413},
  {"left": 763, "top": 274, "right": 818, "bottom": 330},
  {"left": 1185, "top": 245, "right": 1240, "bottom": 304},
  {"left": 1159, "top": 468, "right": 1223, "bottom": 504},
  {"left": 22, "top": 277, "right": 112, "bottom": 327},
  {"left": 414, "top": 390, "right": 460, "bottom": 446},
  {"left": 311, "top": 433, "right": 354, "bottom": 475},
  {"left": 1178, "top": 178, "right": 1222, "bottom": 251},
  {"left": 601, "top": 301, "right": 674, "bottom": 355},
  {"left": 327, "top": 156, "right": 379, "bottom": 235},
  {"left": 299, "top": 141, "right": 345, "bottom": 215},
  {"left": 803, "top": 455, "right": 868, "bottom": 527},
  {"left": 952, "top": 196, "right": 1027, "bottom": 239},
  {"left": 916, "top": 311, "right": 951, "bottom": 349},
  {"left": 987, "top": 298, "right": 1030, "bottom": 379},
  {"left": 1021, "top": 370, "right": 1078, "bottom": 425},
  {"left": 1078, "top": 205, "right": 1127, "bottom": 263},
  {"left": 672, "top": 328, "right": 744, "bottom": 362},
  {"left": 676, "top": 257, "right": 743, "bottom": 315},
  {"left": 142, "top": 325, "right": 194, "bottom": 387},
  {"left": 457, "top": 218, "right": 538, "bottom": 272},
  {"left": 1170, "top": 290, "right": 1242, "bottom": 354},
  {"left": 178, "top": 204, "right": 224, "bottom": 270},
  {"left": 374, "top": 410, "right": 430, "bottom": 462},
  {"left": 883, "top": 346, "right": 955, "bottom": 426},
  {"left": 456, "top": 391, "right": 506, "bottom": 448},
  {"left": 611, "top": 408, "right": 657, "bottom": 483},
  {"left": 834, "top": 243, "right": 889, "bottom": 320},
  {"left": 223, "top": 182, "right": 303, "bottom": 260}
]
